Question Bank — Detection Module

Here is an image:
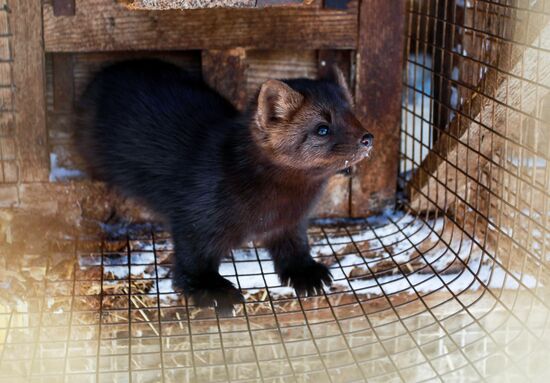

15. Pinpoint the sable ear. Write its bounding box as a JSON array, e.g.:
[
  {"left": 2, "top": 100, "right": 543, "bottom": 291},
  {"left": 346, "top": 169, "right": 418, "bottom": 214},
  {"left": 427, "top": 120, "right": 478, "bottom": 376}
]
[
  {"left": 323, "top": 65, "right": 354, "bottom": 105},
  {"left": 256, "top": 80, "right": 304, "bottom": 128}
]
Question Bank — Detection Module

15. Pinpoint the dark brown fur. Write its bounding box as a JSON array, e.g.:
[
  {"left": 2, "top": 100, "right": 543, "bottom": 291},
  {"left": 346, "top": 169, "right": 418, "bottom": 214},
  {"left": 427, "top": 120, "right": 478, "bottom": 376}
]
[{"left": 76, "top": 59, "right": 373, "bottom": 315}]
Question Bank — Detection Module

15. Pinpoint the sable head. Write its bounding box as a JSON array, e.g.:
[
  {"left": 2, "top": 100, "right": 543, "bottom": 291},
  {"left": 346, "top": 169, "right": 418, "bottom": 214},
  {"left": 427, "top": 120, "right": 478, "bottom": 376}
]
[{"left": 252, "top": 66, "right": 373, "bottom": 173}]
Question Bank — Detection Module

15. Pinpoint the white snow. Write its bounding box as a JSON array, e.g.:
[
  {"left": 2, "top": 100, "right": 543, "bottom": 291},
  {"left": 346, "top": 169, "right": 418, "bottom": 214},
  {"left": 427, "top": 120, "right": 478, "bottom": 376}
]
[
  {"left": 49, "top": 153, "right": 84, "bottom": 182},
  {"left": 91, "top": 213, "right": 540, "bottom": 304}
]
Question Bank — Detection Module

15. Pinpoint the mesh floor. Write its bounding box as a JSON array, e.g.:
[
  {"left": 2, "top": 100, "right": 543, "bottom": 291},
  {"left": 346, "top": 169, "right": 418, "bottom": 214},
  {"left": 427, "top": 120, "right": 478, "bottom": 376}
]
[{"left": 0, "top": 210, "right": 549, "bottom": 382}]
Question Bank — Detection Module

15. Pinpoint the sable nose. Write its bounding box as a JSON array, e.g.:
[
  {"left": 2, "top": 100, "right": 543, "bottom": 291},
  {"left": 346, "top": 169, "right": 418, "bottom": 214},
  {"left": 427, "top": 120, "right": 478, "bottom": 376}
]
[{"left": 361, "top": 133, "right": 374, "bottom": 147}]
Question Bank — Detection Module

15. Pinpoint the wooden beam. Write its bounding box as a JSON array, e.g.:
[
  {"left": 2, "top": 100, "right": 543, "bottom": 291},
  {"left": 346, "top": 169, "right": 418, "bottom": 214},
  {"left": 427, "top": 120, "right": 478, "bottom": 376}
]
[
  {"left": 12, "top": 0, "right": 50, "bottom": 182},
  {"left": 52, "top": 54, "right": 75, "bottom": 113},
  {"left": 351, "top": 0, "right": 406, "bottom": 216},
  {"left": 43, "top": 0, "right": 358, "bottom": 52},
  {"left": 408, "top": 18, "right": 550, "bottom": 212},
  {"left": 201, "top": 49, "right": 249, "bottom": 112}
]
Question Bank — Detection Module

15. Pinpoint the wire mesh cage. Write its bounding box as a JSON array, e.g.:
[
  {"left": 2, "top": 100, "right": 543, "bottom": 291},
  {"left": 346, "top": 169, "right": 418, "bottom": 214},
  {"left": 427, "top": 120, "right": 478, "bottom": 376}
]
[{"left": 1, "top": 0, "right": 550, "bottom": 382}]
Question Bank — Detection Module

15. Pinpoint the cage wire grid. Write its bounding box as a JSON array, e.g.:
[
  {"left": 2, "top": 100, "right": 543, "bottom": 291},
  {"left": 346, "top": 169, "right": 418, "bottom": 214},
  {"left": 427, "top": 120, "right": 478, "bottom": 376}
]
[{"left": 1, "top": 0, "right": 550, "bottom": 382}]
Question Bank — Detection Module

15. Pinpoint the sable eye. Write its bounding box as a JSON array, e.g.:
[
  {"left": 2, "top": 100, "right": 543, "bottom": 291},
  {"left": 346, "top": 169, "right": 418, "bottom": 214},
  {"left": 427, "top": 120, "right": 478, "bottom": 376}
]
[{"left": 316, "top": 125, "right": 330, "bottom": 137}]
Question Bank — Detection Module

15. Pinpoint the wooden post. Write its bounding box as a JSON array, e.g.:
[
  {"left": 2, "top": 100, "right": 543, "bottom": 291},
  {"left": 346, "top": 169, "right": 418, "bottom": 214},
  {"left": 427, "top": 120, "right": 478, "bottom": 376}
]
[
  {"left": 12, "top": 0, "right": 49, "bottom": 182},
  {"left": 52, "top": 54, "right": 75, "bottom": 113},
  {"left": 351, "top": 0, "right": 406, "bottom": 216},
  {"left": 201, "top": 49, "right": 249, "bottom": 112}
]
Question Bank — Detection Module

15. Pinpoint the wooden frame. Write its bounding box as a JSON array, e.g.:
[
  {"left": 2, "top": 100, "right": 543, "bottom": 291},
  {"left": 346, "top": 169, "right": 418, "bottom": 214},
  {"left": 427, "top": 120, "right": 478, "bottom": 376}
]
[{"left": 4, "top": 0, "right": 406, "bottom": 220}]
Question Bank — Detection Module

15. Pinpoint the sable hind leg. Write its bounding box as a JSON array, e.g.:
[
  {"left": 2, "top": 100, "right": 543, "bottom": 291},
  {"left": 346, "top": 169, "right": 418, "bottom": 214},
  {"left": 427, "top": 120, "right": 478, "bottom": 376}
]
[{"left": 171, "top": 230, "right": 243, "bottom": 316}]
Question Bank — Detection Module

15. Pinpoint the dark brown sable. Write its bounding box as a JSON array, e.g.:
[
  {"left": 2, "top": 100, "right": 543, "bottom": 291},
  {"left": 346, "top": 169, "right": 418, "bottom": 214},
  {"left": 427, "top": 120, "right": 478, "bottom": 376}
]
[{"left": 76, "top": 59, "right": 373, "bottom": 315}]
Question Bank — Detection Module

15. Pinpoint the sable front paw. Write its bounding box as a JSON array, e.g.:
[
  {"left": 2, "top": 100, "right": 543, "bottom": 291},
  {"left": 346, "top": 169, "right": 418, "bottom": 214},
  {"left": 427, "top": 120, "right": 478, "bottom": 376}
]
[
  {"left": 278, "top": 260, "right": 332, "bottom": 297},
  {"left": 174, "top": 273, "right": 244, "bottom": 316}
]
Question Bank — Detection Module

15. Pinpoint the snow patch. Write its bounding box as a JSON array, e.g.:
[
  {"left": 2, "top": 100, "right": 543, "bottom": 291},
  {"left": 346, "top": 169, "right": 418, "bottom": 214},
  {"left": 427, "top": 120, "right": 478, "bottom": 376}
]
[{"left": 49, "top": 153, "right": 84, "bottom": 182}]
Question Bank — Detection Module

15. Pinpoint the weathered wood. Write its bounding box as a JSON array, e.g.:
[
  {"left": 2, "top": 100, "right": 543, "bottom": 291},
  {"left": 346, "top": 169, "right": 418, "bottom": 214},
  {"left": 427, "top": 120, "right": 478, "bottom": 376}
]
[
  {"left": 0, "top": 185, "right": 18, "bottom": 208},
  {"left": 409, "top": 18, "right": 550, "bottom": 213},
  {"left": 202, "top": 49, "right": 249, "bottom": 112},
  {"left": 43, "top": 0, "right": 358, "bottom": 52},
  {"left": 246, "top": 50, "right": 318, "bottom": 95},
  {"left": 12, "top": 0, "right": 50, "bottom": 182},
  {"left": 53, "top": 0, "right": 76, "bottom": 16},
  {"left": 52, "top": 54, "right": 75, "bottom": 112},
  {"left": 16, "top": 181, "right": 156, "bottom": 224},
  {"left": 351, "top": 0, "right": 406, "bottom": 216}
]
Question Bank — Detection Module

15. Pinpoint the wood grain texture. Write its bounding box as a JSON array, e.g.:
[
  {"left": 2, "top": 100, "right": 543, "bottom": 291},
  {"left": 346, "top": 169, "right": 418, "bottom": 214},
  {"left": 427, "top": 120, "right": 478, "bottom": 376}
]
[
  {"left": 202, "top": 49, "right": 249, "bottom": 111},
  {"left": 52, "top": 54, "right": 75, "bottom": 112},
  {"left": 43, "top": 0, "right": 358, "bottom": 52},
  {"left": 16, "top": 181, "right": 156, "bottom": 224},
  {"left": 245, "top": 49, "right": 318, "bottom": 95},
  {"left": 351, "top": 0, "right": 406, "bottom": 216},
  {"left": 12, "top": 0, "right": 50, "bottom": 182}
]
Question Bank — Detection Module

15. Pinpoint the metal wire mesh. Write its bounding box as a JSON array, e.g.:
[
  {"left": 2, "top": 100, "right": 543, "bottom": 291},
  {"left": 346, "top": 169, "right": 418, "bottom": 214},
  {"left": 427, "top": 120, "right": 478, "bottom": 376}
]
[
  {"left": 1, "top": 211, "right": 548, "bottom": 382},
  {"left": 1, "top": 0, "right": 550, "bottom": 382}
]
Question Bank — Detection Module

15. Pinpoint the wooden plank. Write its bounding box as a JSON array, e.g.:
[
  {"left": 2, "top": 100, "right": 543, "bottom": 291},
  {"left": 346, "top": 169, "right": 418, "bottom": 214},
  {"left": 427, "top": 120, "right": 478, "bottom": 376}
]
[
  {"left": 43, "top": 0, "right": 358, "bottom": 52},
  {"left": 408, "top": 18, "right": 550, "bottom": 213},
  {"left": 351, "top": 0, "right": 406, "bottom": 216},
  {"left": 12, "top": 0, "right": 49, "bottom": 182},
  {"left": 53, "top": 0, "right": 76, "bottom": 16},
  {"left": 201, "top": 49, "right": 249, "bottom": 112},
  {"left": 0, "top": 185, "right": 18, "bottom": 207},
  {"left": 245, "top": 49, "right": 318, "bottom": 95},
  {"left": 52, "top": 54, "right": 75, "bottom": 112},
  {"left": 15, "top": 181, "right": 156, "bottom": 223}
]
